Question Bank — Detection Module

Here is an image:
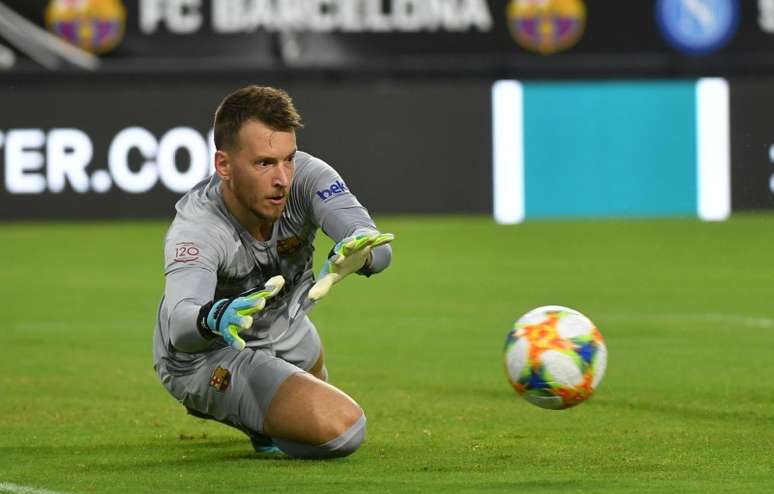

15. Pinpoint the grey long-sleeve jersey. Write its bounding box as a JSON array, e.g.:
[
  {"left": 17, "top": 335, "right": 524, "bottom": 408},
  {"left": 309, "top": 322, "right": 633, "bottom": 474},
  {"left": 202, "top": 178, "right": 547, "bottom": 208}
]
[{"left": 152, "top": 151, "right": 392, "bottom": 367}]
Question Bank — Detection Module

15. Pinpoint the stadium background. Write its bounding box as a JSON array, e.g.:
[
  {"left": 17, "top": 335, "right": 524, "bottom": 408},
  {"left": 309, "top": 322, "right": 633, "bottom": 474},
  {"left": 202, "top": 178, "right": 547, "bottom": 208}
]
[
  {"left": 2, "top": 0, "right": 774, "bottom": 221},
  {"left": 2, "top": 1, "right": 774, "bottom": 493}
]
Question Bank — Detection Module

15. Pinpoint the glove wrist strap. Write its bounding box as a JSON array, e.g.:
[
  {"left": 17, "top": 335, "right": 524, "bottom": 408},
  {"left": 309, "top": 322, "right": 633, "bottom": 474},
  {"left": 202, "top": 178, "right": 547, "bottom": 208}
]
[
  {"left": 196, "top": 301, "right": 218, "bottom": 340},
  {"left": 357, "top": 252, "right": 375, "bottom": 277}
]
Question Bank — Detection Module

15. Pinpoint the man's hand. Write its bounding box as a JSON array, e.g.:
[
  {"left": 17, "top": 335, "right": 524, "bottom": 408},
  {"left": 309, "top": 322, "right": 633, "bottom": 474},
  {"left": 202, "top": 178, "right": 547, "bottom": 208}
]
[
  {"left": 200, "top": 275, "right": 285, "bottom": 350},
  {"left": 308, "top": 232, "right": 394, "bottom": 301}
]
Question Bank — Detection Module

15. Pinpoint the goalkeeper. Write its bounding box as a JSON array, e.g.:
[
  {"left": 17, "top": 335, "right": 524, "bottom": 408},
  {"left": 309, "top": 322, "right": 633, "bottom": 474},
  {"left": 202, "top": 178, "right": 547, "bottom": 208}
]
[{"left": 153, "top": 85, "right": 393, "bottom": 459}]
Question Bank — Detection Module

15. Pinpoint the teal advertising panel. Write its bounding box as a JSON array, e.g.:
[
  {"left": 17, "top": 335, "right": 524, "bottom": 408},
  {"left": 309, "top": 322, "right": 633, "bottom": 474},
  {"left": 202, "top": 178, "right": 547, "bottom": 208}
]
[{"left": 522, "top": 81, "right": 697, "bottom": 219}]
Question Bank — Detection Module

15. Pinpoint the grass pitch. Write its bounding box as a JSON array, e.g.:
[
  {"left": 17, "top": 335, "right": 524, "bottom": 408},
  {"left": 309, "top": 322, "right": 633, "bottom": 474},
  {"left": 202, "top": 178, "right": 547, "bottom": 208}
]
[{"left": 1, "top": 214, "right": 773, "bottom": 493}]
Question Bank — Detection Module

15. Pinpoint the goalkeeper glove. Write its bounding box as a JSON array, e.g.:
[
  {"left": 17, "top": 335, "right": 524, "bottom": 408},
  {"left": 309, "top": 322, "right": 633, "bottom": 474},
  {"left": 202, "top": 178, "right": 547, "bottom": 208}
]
[
  {"left": 308, "top": 232, "right": 394, "bottom": 301},
  {"left": 197, "top": 275, "right": 285, "bottom": 350}
]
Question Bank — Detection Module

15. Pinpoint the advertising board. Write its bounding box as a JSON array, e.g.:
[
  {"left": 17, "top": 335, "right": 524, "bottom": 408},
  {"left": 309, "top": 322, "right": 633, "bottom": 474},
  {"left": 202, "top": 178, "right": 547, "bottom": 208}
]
[{"left": 0, "top": 79, "right": 492, "bottom": 220}]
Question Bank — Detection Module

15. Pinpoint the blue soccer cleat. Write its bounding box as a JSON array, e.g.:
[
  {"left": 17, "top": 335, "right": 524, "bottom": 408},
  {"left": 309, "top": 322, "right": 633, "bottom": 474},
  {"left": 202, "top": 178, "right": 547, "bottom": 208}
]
[{"left": 250, "top": 434, "right": 282, "bottom": 454}]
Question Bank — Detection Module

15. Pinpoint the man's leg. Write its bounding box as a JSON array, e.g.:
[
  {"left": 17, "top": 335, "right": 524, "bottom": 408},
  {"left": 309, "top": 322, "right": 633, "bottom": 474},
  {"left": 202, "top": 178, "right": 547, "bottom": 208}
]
[
  {"left": 262, "top": 372, "right": 365, "bottom": 457},
  {"left": 307, "top": 346, "right": 327, "bottom": 381},
  {"left": 267, "top": 318, "right": 363, "bottom": 457},
  {"left": 156, "top": 345, "right": 365, "bottom": 458}
]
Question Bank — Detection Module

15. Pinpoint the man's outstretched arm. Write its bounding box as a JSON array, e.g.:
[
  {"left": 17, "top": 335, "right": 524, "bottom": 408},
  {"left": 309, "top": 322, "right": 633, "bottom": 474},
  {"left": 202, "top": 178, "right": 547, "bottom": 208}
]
[
  {"left": 165, "top": 268, "right": 285, "bottom": 352},
  {"left": 308, "top": 232, "right": 394, "bottom": 301},
  {"left": 295, "top": 154, "right": 394, "bottom": 301}
]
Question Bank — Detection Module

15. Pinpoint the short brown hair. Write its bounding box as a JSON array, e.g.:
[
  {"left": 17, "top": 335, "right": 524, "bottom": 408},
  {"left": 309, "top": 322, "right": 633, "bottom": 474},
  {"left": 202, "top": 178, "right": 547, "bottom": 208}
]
[{"left": 213, "top": 85, "right": 303, "bottom": 151}]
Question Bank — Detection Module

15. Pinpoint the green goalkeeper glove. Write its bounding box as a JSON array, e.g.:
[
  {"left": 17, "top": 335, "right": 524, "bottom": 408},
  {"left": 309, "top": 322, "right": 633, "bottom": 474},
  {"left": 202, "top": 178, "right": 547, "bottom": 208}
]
[
  {"left": 308, "top": 232, "right": 394, "bottom": 301},
  {"left": 198, "top": 275, "right": 285, "bottom": 350}
]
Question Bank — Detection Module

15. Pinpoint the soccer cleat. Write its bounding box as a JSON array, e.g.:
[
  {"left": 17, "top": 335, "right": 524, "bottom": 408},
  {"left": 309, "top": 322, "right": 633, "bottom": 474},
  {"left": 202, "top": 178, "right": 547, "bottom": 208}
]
[{"left": 250, "top": 434, "right": 282, "bottom": 454}]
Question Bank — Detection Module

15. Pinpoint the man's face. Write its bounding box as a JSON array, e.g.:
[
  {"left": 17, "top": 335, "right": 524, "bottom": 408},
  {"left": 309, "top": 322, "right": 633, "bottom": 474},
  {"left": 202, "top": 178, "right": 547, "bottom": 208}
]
[{"left": 216, "top": 119, "right": 297, "bottom": 223}]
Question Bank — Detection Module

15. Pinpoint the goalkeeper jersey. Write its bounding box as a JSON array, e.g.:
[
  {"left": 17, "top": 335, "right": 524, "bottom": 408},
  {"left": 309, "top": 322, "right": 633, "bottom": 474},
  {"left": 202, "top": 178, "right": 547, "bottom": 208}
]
[{"left": 153, "top": 151, "right": 390, "bottom": 366}]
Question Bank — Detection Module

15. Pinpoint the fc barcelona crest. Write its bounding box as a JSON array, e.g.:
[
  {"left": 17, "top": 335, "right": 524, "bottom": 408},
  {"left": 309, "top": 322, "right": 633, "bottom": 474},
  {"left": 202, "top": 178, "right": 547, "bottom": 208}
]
[
  {"left": 507, "top": 0, "right": 586, "bottom": 55},
  {"left": 209, "top": 367, "right": 231, "bottom": 392}
]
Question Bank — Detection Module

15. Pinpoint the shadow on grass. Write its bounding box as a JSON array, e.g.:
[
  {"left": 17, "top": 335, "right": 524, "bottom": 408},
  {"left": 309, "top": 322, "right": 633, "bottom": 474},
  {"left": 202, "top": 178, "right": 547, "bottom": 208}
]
[
  {"left": 592, "top": 397, "right": 774, "bottom": 425},
  {"left": 0, "top": 437, "right": 309, "bottom": 473}
]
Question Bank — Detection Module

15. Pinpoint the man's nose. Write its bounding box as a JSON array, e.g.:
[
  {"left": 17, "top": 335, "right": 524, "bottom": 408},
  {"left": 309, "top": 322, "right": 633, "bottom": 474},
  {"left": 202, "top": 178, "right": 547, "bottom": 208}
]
[{"left": 273, "top": 165, "right": 290, "bottom": 187}]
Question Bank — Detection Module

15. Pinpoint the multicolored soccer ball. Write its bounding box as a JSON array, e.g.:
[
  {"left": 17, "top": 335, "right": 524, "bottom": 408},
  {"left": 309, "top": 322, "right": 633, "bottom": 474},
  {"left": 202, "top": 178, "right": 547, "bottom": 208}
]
[{"left": 504, "top": 305, "right": 607, "bottom": 409}]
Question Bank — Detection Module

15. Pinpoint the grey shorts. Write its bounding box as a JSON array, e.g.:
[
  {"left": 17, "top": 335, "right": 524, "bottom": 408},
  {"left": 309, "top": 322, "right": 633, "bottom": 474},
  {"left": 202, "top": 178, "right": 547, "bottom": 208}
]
[{"left": 155, "top": 316, "right": 322, "bottom": 436}]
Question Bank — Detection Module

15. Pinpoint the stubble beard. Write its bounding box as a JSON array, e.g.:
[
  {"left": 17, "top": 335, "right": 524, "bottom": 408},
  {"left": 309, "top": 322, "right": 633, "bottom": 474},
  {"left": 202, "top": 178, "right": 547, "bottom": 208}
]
[{"left": 241, "top": 188, "right": 283, "bottom": 223}]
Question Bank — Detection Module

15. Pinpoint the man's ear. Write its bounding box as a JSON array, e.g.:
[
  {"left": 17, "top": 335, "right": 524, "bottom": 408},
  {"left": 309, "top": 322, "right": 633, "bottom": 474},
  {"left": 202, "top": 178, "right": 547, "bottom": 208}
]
[{"left": 214, "top": 150, "right": 231, "bottom": 181}]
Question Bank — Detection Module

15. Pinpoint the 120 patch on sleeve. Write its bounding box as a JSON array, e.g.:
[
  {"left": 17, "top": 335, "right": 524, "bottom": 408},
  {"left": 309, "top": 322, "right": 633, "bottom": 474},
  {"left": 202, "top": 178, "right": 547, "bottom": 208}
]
[{"left": 174, "top": 242, "right": 200, "bottom": 263}]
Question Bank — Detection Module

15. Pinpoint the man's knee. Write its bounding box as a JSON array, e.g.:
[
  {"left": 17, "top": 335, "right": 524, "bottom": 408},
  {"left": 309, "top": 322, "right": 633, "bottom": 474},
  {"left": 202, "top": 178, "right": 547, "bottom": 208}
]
[
  {"left": 263, "top": 372, "right": 363, "bottom": 445},
  {"left": 318, "top": 399, "right": 361, "bottom": 441},
  {"left": 273, "top": 412, "right": 366, "bottom": 459}
]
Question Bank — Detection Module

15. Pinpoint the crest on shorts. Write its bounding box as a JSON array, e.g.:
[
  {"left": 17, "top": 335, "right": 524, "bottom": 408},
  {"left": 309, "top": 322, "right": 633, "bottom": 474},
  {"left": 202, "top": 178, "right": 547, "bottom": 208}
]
[{"left": 209, "top": 367, "right": 231, "bottom": 391}]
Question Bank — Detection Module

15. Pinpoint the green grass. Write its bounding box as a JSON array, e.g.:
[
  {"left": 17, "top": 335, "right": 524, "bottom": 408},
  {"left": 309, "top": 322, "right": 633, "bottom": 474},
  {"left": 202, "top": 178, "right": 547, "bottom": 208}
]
[{"left": 1, "top": 214, "right": 774, "bottom": 493}]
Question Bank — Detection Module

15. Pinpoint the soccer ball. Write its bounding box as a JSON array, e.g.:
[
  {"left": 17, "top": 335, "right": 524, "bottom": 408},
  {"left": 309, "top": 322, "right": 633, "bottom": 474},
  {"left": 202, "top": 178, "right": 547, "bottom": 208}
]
[{"left": 504, "top": 305, "right": 607, "bottom": 409}]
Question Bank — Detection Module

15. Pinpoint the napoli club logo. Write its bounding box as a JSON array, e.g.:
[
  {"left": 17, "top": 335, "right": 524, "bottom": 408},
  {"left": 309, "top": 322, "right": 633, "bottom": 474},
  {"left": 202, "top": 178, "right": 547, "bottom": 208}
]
[
  {"left": 655, "top": 0, "right": 740, "bottom": 55},
  {"left": 45, "top": 0, "right": 127, "bottom": 54},
  {"left": 506, "top": 0, "right": 587, "bottom": 55}
]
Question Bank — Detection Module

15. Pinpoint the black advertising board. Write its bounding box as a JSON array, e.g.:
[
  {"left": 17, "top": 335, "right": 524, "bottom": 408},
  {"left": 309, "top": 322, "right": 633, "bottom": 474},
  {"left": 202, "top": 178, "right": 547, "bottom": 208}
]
[
  {"left": 0, "top": 78, "right": 491, "bottom": 220},
  {"left": 730, "top": 79, "right": 774, "bottom": 211},
  {"left": 3, "top": 1, "right": 774, "bottom": 76}
]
